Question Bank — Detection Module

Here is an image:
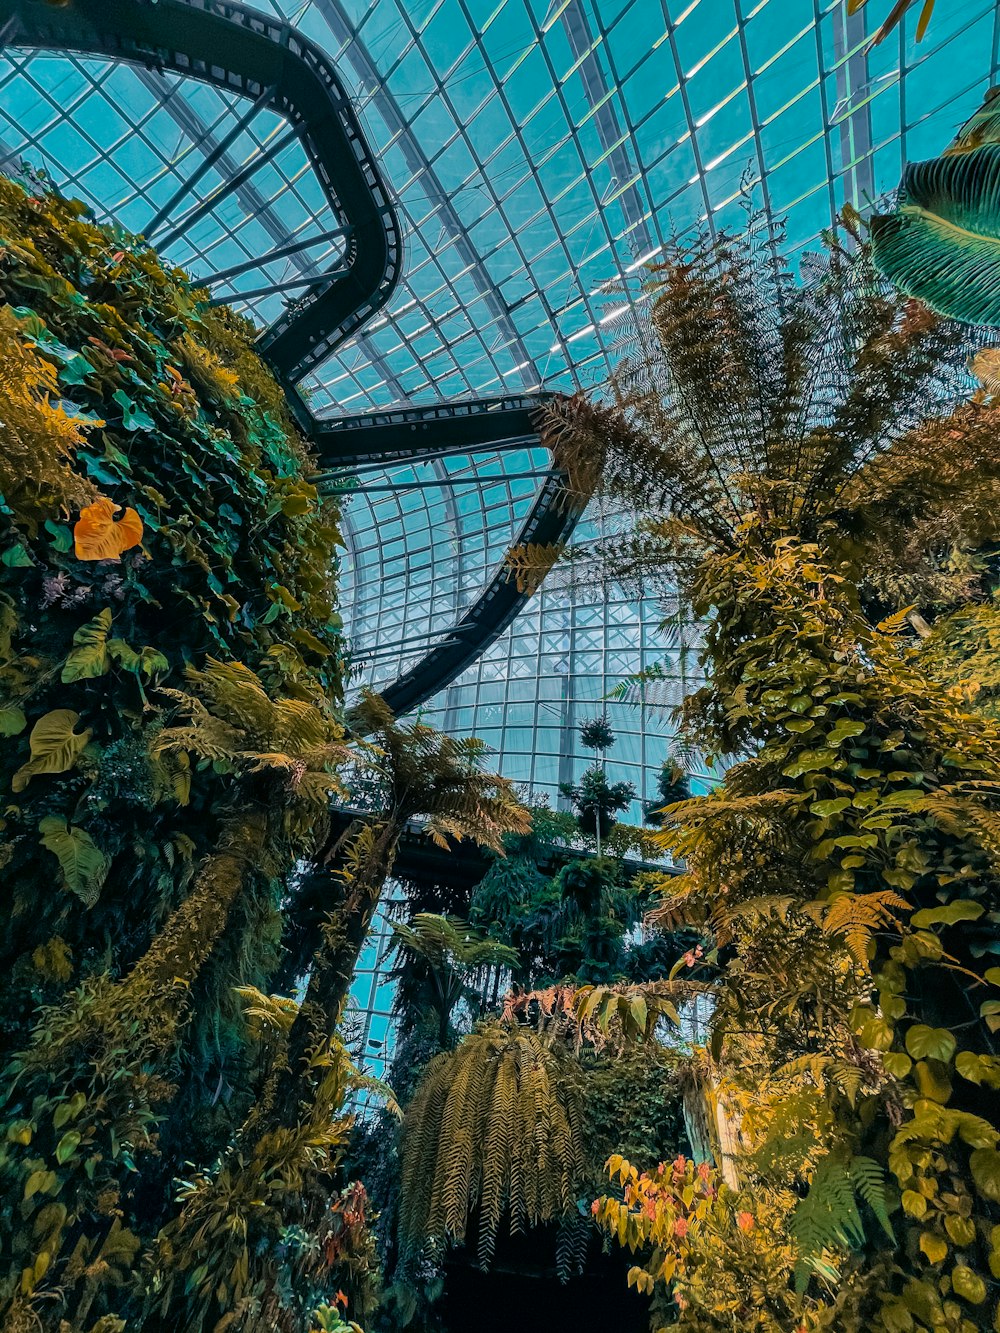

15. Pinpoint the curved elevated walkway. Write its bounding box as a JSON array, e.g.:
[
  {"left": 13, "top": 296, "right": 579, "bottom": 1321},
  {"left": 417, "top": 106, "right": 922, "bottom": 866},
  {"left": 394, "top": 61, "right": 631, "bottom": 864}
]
[{"left": 0, "top": 0, "right": 587, "bottom": 713}]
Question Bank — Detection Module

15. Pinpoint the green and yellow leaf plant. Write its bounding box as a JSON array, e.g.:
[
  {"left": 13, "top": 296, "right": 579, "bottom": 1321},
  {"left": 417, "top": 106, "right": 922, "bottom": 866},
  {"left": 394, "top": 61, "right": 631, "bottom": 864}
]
[
  {"left": 536, "top": 219, "right": 1000, "bottom": 1330},
  {"left": 0, "top": 172, "right": 382, "bottom": 1333},
  {"left": 397, "top": 1023, "right": 587, "bottom": 1274}
]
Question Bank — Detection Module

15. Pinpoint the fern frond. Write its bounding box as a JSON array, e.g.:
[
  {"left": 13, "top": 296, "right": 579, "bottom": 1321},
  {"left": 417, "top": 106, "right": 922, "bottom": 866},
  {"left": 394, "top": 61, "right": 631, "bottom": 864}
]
[
  {"left": 813, "top": 889, "right": 910, "bottom": 970},
  {"left": 398, "top": 1025, "right": 582, "bottom": 1270},
  {"left": 790, "top": 1148, "right": 896, "bottom": 1292}
]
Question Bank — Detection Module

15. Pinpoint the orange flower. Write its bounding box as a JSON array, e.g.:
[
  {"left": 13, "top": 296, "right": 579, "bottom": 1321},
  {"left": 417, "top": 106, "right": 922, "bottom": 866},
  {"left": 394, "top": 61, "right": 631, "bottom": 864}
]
[
  {"left": 673, "top": 1216, "right": 689, "bottom": 1237},
  {"left": 737, "top": 1211, "right": 755, "bottom": 1232},
  {"left": 74, "top": 496, "right": 144, "bottom": 561},
  {"left": 334, "top": 1290, "right": 348, "bottom": 1309}
]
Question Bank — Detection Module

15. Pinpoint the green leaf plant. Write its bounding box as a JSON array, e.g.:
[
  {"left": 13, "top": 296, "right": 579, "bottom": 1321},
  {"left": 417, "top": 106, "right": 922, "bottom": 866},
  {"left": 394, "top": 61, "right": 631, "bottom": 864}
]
[
  {"left": 0, "top": 172, "right": 387, "bottom": 1333},
  {"left": 873, "top": 86, "right": 1000, "bottom": 325},
  {"left": 529, "top": 219, "right": 1000, "bottom": 1330}
]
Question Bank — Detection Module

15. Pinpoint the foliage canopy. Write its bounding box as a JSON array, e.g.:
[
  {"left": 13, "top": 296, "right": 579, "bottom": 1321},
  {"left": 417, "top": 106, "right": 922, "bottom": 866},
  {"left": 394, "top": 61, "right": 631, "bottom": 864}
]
[{"left": 538, "top": 222, "right": 1000, "bottom": 1331}]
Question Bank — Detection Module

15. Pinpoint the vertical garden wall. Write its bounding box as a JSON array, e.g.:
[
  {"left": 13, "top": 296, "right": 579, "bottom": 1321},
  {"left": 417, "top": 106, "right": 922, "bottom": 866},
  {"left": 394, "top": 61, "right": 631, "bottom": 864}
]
[{"left": 0, "top": 175, "right": 366, "bottom": 1332}]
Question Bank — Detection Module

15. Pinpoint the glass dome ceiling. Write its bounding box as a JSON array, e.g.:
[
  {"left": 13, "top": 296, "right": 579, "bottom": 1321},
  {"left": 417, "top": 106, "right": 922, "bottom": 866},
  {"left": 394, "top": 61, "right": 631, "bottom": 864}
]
[
  {"left": 2, "top": 0, "right": 995, "bottom": 414},
  {"left": 2, "top": 0, "right": 994, "bottom": 808},
  {"left": 1, "top": 0, "right": 995, "bottom": 1081}
]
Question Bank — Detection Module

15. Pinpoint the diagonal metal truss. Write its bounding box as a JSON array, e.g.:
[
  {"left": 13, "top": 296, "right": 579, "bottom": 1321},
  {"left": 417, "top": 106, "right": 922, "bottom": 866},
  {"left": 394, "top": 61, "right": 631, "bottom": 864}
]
[
  {"left": 0, "top": 0, "right": 587, "bottom": 716},
  {"left": 0, "top": 0, "right": 403, "bottom": 394}
]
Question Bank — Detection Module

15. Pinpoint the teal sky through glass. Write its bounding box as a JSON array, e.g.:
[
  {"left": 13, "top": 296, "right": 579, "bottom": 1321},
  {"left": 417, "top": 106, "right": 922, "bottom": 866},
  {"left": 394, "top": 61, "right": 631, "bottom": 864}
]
[
  {"left": 2, "top": 0, "right": 996, "bottom": 1080},
  {"left": 1, "top": 1, "right": 995, "bottom": 414}
]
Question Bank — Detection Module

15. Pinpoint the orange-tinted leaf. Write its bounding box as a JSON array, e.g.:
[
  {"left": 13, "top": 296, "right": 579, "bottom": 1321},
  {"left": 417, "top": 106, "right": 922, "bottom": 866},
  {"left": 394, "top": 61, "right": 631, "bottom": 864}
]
[{"left": 74, "top": 496, "right": 144, "bottom": 562}]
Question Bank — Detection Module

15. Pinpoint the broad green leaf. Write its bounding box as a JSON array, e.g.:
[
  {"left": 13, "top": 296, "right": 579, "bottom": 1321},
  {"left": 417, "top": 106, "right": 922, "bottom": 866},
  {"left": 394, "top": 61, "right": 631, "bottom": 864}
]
[
  {"left": 951, "top": 1265, "right": 986, "bottom": 1305},
  {"left": 0, "top": 704, "right": 26, "bottom": 736},
  {"left": 55, "top": 1130, "right": 81, "bottom": 1164},
  {"left": 883, "top": 1052, "right": 912, "bottom": 1078},
  {"left": 12, "top": 710, "right": 92, "bottom": 791},
  {"left": 872, "top": 144, "right": 1000, "bottom": 326},
  {"left": 107, "top": 638, "right": 141, "bottom": 673},
  {"left": 38, "top": 816, "right": 109, "bottom": 908},
  {"left": 24, "top": 1170, "right": 48, "bottom": 1201},
  {"left": 956, "top": 1051, "right": 1000, "bottom": 1087},
  {"left": 292, "top": 627, "right": 331, "bottom": 657},
  {"left": 111, "top": 388, "right": 155, "bottom": 431},
  {"left": 810, "top": 797, "right": 851, "bottom": 818},
  {"left": 43, "top": 520, "right": 73, "bottom": 552},
  {"left": 913, "top": 1059, "right": 951, "bottom": 1104},
  {"left": 52, "top": 1092, "right": 86, "bottom": 1129},
  {"left": 944, "top": 1214, "right": 976, "bottom": 1247},
  {"left": 2, "top": 543, "right": 33, "bottom": 568},
  {"left": 139, "top": 647, "right": 169, "bottom": 676},
  {"left": 918, "top": 1232, "right": 947, "bottom": 1265},
  {"left": 828, "top": 719, "right": 866, "bottom": 745},
  {"left": 901, "top": 1189, "right": 927, "bottom": 1219},
  {"left": 911, "top": 899, "right": 984, "bottom": 928},
  {"left": 852, "top": 1009, "right": 894, "bottom": 1051},
  {"left": 783, "top": 748, "right": 839, "bottom": 776},
  {"left": 904, "top": 1024, "right": 956, "bottom": 1063},
  {"left": 970, "top": 1147, "right": 1000, "bottom": 1202},
  {"left": 61, "top": 608, "right": 113, "bottom": 682}
]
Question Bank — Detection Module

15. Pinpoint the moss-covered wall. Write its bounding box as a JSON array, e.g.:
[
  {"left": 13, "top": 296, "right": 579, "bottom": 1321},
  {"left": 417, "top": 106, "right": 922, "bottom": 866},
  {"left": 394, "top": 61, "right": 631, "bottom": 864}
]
[{"left": 0, "top": 176, "right": 359, "bottom": 1331}]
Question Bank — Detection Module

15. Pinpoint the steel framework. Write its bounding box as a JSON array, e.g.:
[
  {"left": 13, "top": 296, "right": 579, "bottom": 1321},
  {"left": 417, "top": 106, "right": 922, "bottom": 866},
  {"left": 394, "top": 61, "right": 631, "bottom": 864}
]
[{"left": 0, "top": 0, "right": 584, "bottom": 714}]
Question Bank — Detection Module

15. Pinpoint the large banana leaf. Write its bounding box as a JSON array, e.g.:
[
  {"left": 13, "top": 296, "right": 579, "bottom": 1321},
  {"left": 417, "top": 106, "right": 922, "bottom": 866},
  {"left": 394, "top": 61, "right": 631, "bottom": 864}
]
[{"left": 871, "top": 89, "right": 1000, "bottom": 326}]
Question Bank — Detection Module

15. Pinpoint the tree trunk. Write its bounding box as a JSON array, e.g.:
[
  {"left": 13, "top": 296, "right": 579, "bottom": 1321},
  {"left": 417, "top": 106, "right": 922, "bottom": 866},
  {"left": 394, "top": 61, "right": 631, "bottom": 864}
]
[
  {"left": 123, "top": 811, "right": 269, "bottom": 1019},
  {"left": 277, "top": 819, "right": 402, "bottom": 1111}
]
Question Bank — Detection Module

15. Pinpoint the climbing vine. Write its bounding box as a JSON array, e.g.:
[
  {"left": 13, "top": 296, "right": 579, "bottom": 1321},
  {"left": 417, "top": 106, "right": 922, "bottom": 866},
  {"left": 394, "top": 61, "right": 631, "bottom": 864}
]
[{"left": 0, "top": 175, "right": 376, "bottom": 1332}]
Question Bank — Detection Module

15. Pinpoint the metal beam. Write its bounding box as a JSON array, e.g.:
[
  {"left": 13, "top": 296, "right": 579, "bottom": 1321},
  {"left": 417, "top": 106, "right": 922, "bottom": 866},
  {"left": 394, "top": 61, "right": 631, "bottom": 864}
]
[
  {"left": 560, "top": 2, "right": 653, "bottom": 254},
  {"left": 310, "top": 0, "right": 540, "bottom": 393},
  {"left": 204, "top": 269, "right": 348, "bottom": 307},
  {"left": 142, "top": 78, "right": 277, "bottom": 237},
  {"left": 153, "top": 122, "right": 301, "bottom": 251},
  {"left": 321, "top": 471, "right": 550, "bottom": 494},
  {"left": 313, "top": 393, "right": 551, "bottom": 468},
  {"left": 134, "top": 67, "right": 408, "bottom": 403},
  {"left": 197, "top": 225, "right": 352, "bottom": 288},
  {"left": 832, "top": 0, "right": 876, "bottom": 208},
  {"left": 0, "top": 0, "right": 403, "bottom": 390},
  {"left": 378, "top": 464, "right": 582, "bottom": 718}
]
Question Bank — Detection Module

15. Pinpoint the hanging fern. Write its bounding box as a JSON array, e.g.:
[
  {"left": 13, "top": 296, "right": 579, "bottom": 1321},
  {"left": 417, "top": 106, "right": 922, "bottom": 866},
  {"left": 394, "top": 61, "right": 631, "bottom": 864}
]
[{"left": 398, "top": 1024, "right": 586, "bottom": 1276}]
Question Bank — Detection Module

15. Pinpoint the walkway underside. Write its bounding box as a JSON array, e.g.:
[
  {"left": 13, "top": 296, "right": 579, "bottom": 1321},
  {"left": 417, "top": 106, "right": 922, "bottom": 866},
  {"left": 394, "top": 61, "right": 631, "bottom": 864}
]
[{"left": 0, "top": 0, "right": 586, "bottom": 716}]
